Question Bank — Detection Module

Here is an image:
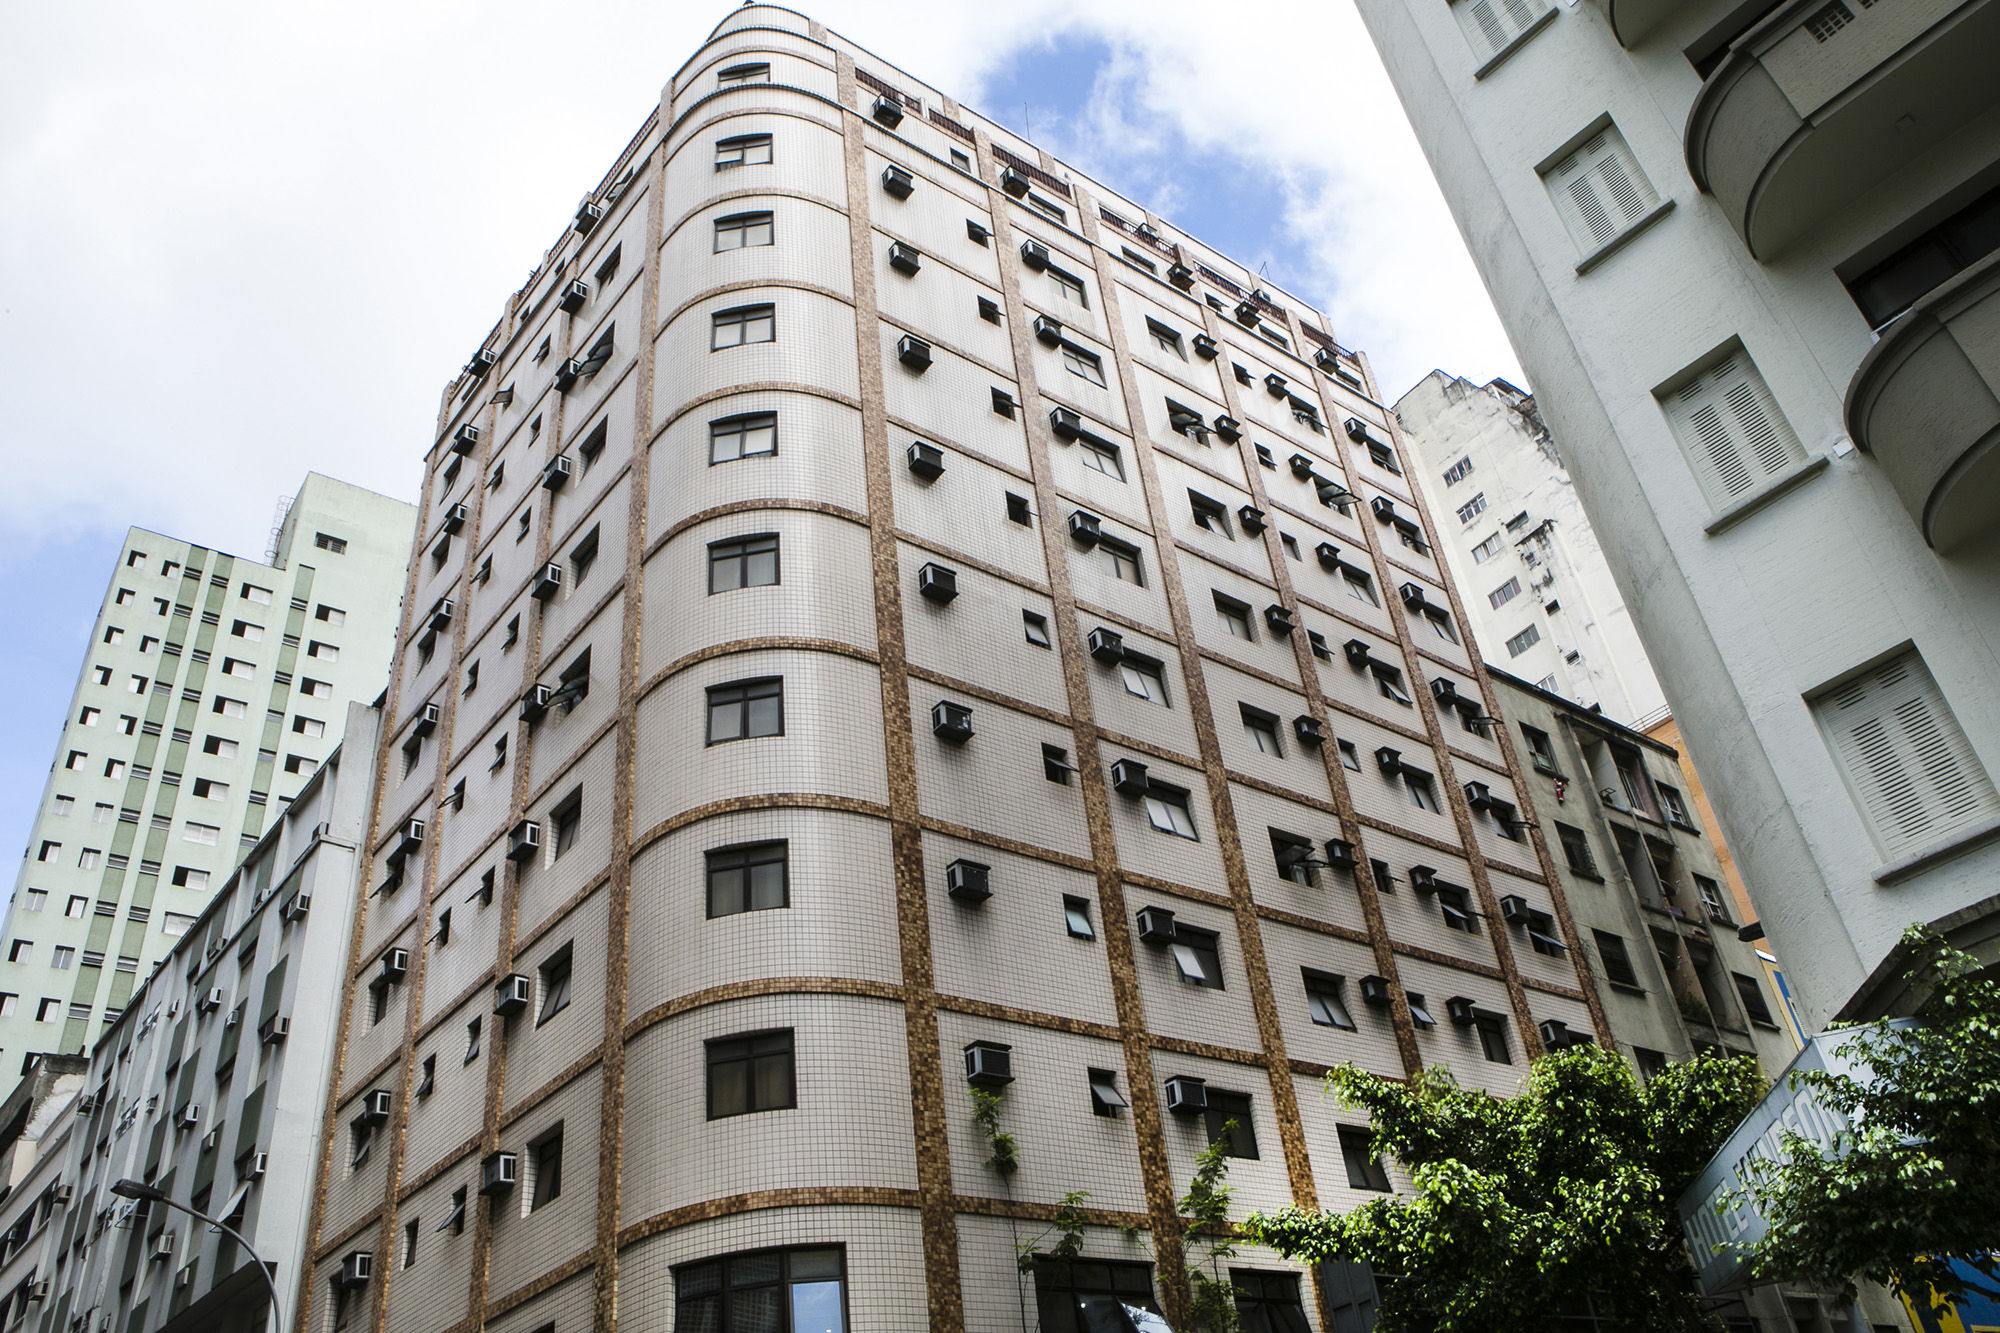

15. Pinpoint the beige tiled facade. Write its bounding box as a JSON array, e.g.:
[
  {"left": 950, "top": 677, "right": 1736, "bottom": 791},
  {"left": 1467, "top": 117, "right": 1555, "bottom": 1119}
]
[{"left": 302, "top": 9, "right": 1611, "bottom": 1330}]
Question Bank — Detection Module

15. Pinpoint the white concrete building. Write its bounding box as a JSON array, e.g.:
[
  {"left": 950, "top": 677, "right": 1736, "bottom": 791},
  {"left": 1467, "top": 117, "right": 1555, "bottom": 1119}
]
[
  {"left": 1348, "top": 0, "right": 2000, "bottom": 1029},
  {"left": 1397, "top": 371, "right": 1669, "bottom": 727},
  {"left": 0, "top": 475, "right": 412, "bottom": 1069}
]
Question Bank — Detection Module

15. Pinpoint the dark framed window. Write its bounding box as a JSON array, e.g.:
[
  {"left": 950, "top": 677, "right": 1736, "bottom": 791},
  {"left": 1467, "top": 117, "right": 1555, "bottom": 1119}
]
[
  {"left": 710, "top": 412, "right": 777, "bottom": 463},
  {"left": 1100, "top": 537, "right": 1143, "bottom": 585},
  {"left": 1556, "top": 823, "right": 1599, "bottom": 879},
  {"left": 1080, "top": 435, "right": 1125, "bottom": 479},
  {"left": 538, "top": 945, "right": 572, "bottom": 1024},
  {"left": 1143, "top": 784, "right": 1197, "bottom": 840},
  {"left": 1119, "top": 653, "right": 1169, "bottom": 706},
  {"left": 676, "top": 1246, "right": 846, "bottom": 1333},
  {"left": 1189, "top": 491, "right": 1232, "bottom": 538},
  {"left": 529, "top": 1123, "right": 563, "bottom": 1209},
  {"left": 706, "top": 1030, "right": 796, "bottom": 1118},
  {"left": 1733, "top": 972, "right": 1778, "bottom": 1029},
  {"left": 707, "top": 841, "right": 789, "bottom": 917},
  {"left": 551, "top": 790, "right": 583, "bottom": 858},
  {"left": 707, "top": 677, "right": 784, "bottom": 743},
  {"left": 1594, "top": 931, "right": 1641, "bottom": 991},
  {"left": 1233, "top": 1268, "right": 1313, "bottom": 1332},
  {"left": 711, "top": 303, "right": 776, "bottom": 349},
  {"left": 1063, "top": 895, "right": 1095, "bottom": 940},
  {"left": 714, "top": 134, "right": 773, "bottom": 169},
  {"left": 714, "top": 210, "right": 775, "bottom": 251},
  {"left": 1213, "top": 592, "right": 1254, "bottom": 640},
  {"left": 1522, "top": 724, "right": 1560, "bottom": 774},
  {"left": 1303, "top": 969, "right": 1356, "bottom": 1030},
  {"left": 1203, "top": 1088, "right": 1258, "bottom": 1158},
  {"left": 709, "top": 534, "right": 780, "bottom": 593},
  {"left": 1171, "top": 926, "right": 1224, "bottom": 988},
  {"left": 1337, "top": 1126, "right": 1391, "bottom": 1192},
  {"left": 1405, "top": 771, "right": 1438, "bottom": 812},
  {"left": 1023, "top": 611, "right": 1052, "bottom": 648},
  {"left": 1241, "top": 705, "right": 1282, "bottom": 757},
  {"left": 1030, "top": 1256, "right": 1160, "bottom": 1333},
  {"left": 1475, "top": 1014, "right": 1511, "bottom": 1064},
  {"left": 1270, "top": 829, "right": 1318, "bottom": 886},
  {"left": 1061, "top": 344, "right": 1107, "bottom": 386}
]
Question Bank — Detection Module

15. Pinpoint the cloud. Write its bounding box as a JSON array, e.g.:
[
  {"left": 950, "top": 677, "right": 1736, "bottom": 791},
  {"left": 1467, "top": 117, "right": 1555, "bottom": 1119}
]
[{"left": 0, "top": 0, "right": 1517, "bottom": 556}]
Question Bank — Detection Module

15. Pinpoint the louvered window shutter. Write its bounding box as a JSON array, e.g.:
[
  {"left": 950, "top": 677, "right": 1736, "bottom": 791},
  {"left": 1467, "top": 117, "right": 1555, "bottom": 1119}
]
[
  {"left": 1663, "top": 351, "right": 1808, "bottom": 506},
  {"left": 1455, "top": 0, "right": 1548, "bottom": 60},
  {"left": 1547, "top": 128, "right": 1659, "bottom": 251},
  {"left": 1815, "top": 650, "right": 1999, "bottom": 857}
]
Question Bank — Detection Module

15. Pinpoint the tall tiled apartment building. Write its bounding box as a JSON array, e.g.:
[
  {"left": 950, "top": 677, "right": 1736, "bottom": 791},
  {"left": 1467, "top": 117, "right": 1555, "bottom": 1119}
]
[
  {"left": 1349, "top": 0, "right": 2000, "bottom": 1028},
  {"left": 0, "top": 475, "right": 413, "bottom": 1071},
  {"left": 301, "top": 9, "right": 1613, "bottom": 1330}
]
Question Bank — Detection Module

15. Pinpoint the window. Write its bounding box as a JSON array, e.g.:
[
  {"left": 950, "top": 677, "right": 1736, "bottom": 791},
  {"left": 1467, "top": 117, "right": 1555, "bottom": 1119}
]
[
  {"left": 1342, "top": 569, "right": 1380, "bottom": 607},
  {"left": 526, "top": 1123, "right": 565, "bottom": 1211},
  {"left": 1303, "top": 969, "right": 1357, "bottom": 1030},
  {"left": 185, "top": 822, "right": 220, "bottom": 845},
  {"left": 714, "top": 133, "right": 773, "bottom": 169},
  {"left": 1475, "top": 1013, "right": 1512, "bottom": 1063},
  {"left": 34, "top": 998, "right": 58, "bottom": 1021},
  {"left": 1030, "top": 1255, "right": 1159, "bottom": 1333},
  {"left": 1455, "top": 492, "right": 1488, "bottom": 524},
  {"left": 1203, "top": 1088, "right": 1257, "bottom": 1158},
  {"left": 52, "top": 947, "right": 74, "bottom": 970},
  {"left": 1241, "top": 706, "right": 1282, "bottom": 757},
  {"left": 1147, "top": 320, "right": 1185, "bottom": 359},
  {"left": 709, "top": 533, "right": 779, "bottom": 593},
  {"left": 1522, "top": 725, "right": 1560, "bottom": 775},
  {"left": 1846, "top": 180, "right": 2000, "bottom": 329},
  {"left": 1813, "top": 648, "right": 2000, "bottom": 857},
  {"left": 1213, "top": 593, "right": 1253, "bottom": 641},
  {"left": 1043, "top": 744, "right": 1077, "bottom": 784},
  {"left": 192, "top": 778, "right": 228, "bottom": 800},
  {"left": 203, "top": 735, "right": 239, "bottom": 759},
  {"left": 1453, "top": 0, "right": 1553, "bottom": 60},
  {"left": 1470, "top": 533, "right": 1504, "bottom": 564},
  {"left": 1144, "top": 784, "right": 1197, "bottom": 839},
  {"left": 1188, "top": 492, "right": 1232, "bottom": 538},
  {"left": 1122, "top": 246, "right": 1158, "bottom": 273},
  {"left": 1694, "top": 874, "right": 1731, "bottom": 923},
  {"left": 714, "top": 210, "right": 774, "bottom": 250},
  {"left": 65, "top": 895, "right": 86, "bottom": 917},
  {"left": 1377, "top": 667, "right": 1413, "bottom": 707},
  {"left": 103, "top": 626, "right": 125, "bottom": 646},
  {"left": 1023, "top": 611, "right": 1051, "bottom": 648},
  {"left": 1406, "top": 772, "right": 1438, "bottom": 813},
  {"left": 292, "top": 715, "right": 326, "bottom": 738},
  {"left": 710, "top": 411, "right": 777, "bottom": 463},
  {"left": 1733, "top": 972, "right": 1778, "bottom": 1029},
  {"left": 1280, "top": 532, "right": 1301, "bottom": 561},
  {"left": 530, "top": 943, "right": 573, "bottom": 1025},
  {"left": 1100, "top": 538, "right": 1143, "bottom": 585},
  {"left": 314, "top": 532, "right": 347, "bottom": 554},
  {"left": 707, "top": 841, "right": 788, "bottom": 917},
  {"left": 1658, "top": 784, "right": 1695, "bottom": 828},
  {"left": 402, "top": 1217, "right": 419, "bottom": 1269},
  {"left": 1544, "top": 123, "right": 1661, "bottom": 254},
  {"left": 717, "top": 61, "right": 769, "bottom": 85},
  {"left": 1442, "top": 456, "right": 1475, "bottom": 487},
  {"left": 978, "top": 297, "right": 1001, "bottom": 324},
  {"left": 1489, "top": 577, "right": 1522, "bottom": 609},
  {"left": 965, "top": 218, "right": 991, "bottom": 245},
  {"left": 1063, "top": 896, "right": 1095, "bottom": 940},
  {"left": 551, "top": 791, "right": 583, "bottom": 858},
  {"left": 1078, "top": 435, "right": 1124, "bottom": 479},
  {"left": 707, "top": 1030, "right": 796, "bottom": 1117},
  {"left": 1049, "top": 269, "right": 1088, "bottom": 308},
  {"left": 307, "top": 641, "right": 338, "bottom": 661},
  {"left": 676, "top": 1246, "right": 845, "bottom": 1333},
  {"left": 707, "top": 677, "right": 783, "bottom": 743},
  {"left": 1337, "top": 1125, "right": 1392, "bottom": 1192},
  {"left": 1171, "top": 925, "right": 1224, "bottom": 988},
  {"left": 1660, "top": 346, "right": 1810, "bottom": 507},
  {"left": 6, "top": 941, "right": 28, "bottom": 964},
  {"left": 1594, "top": 931, "right": 1641, "bottom": 990},
  {"left": 129, "top": 673, "right": 150, "bottom": 692},
  {"left": 711, "top": 304, "right": 776, "bottom": 349},
  {"left": 299, "top": 678, "right": 331, "bottom": 700},
  {"left": 1061, "top": 344, "right": 1107, "bottom": 386},
  {"left": 1271, "top": 830, "right": 1318, "bottom": 886},
  {"left": 1505, "top": 625, "right": 1542, "bottom": 657},
  {"left": 503, "top": 615, "right": 520, "bottom": 648},
  {"left": 1006, "top": 492, "right": 1033, "bottom": 525},
  {"left": 1119, "top": 654, "right": 1169, "bottom": 706},
  {"left": 578, "top": 421, "right": 607, "bottom": 476},
  {"left": 22, "top": 890, "right": 44, "bottom": 912},
  {"left": 465, "top": 1016, "right": 482, "bottom": 1063}
]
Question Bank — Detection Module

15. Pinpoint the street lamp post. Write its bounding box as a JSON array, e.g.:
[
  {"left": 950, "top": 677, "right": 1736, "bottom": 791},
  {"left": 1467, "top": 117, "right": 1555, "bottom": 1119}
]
[{"left": 109, "top": 1179, "right": 285, "bottom": 1333}]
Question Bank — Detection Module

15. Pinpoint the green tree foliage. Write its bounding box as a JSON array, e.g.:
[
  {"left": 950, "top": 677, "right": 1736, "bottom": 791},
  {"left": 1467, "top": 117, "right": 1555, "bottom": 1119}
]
[
  {"left": 970, "top": 1086, "right": 1019, "bottom": 1177},
  {"left": 1178, "top": 1127, "right": 1243, "bottom": 1333},
  {"left": 1245, "top": 1047, "right": 1765, "bottom": 1331},
  {"left": 1740, "top": 927, "right": 2000, "bottom": 1309}
]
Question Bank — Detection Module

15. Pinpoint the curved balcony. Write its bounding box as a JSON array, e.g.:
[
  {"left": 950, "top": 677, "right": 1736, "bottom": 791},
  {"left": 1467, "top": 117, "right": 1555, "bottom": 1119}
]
[
  {"left": 1846, "top": 250, "right": 2000, "bottom": 552},
  {"left": 1604, "top": 0, "right": 1678, "bottom": 48},
  {"left": 1685, "top": 0, "right": 2000, "bottom": 260}
]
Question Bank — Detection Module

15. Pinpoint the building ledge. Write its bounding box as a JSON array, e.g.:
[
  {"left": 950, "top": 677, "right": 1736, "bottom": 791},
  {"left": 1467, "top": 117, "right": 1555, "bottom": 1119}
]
[
  {"left": 1574, "top": 199, "right": 1676, "bottom": 276},
  {"left": 1473, "top": 6, "right": 1560, "bottom": 80},
  {"left": 1701, "top": 454, "right": 1829, "bottom": 535},
  {"left": 1872, "top": 811, "right": 2000, "bottom": 886}
]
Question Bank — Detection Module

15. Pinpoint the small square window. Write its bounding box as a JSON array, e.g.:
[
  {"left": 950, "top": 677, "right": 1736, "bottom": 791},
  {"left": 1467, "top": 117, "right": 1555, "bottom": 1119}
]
[
  {"left": 529, "top": 1124, "right": 564, "bottom": 1209},
  {"left": 1303, "top": 970, "right": 1357, "bottom": 1030},
  {"left": 550, "top": 791, "right": 583, "bottom": 858},
  {"left": 1338, "top": 1125, "right": 1391, "bottom": 1191},
  {"left": 1100, "top": 538, "right": 1144, "bottom": 586},
  {"left": 1213, "top": 593, "right": 1254, "bottom": 641},
  {"left": 715, "top": 134, "right": 773, "bottom": 169},
  {"left": 1143, "top": 784, "right": 1198, "bottom": 840},
  {"left": 538, "top": 945, "right": 573, "bottom": 1024},
  {"left": 710, "top": 412, "right": 778, "bottom": 463},
  {"left": 978, "top": 297, "right": 1001, "bottom": 324},
  {"left": 1063, "top": 895, "right": 1095, "bottom": 940},
  {"left": 1475, "top": 1013, "right": 1512, "bottom": 1064},
  {"left": 707, "top": 1029, "right": 796, "bottom": 1118},
  {"left": 1170, "top": 925, "right": 1224, "bottom": 988},
  {"left": 1060, "top": 344, "right": 1106, "bottom": 386},
  {"left": 713, "top": 210, "right": 774, "bottom": 251},
  {"left": 1241, "top": 706, "right": 1282, "bottom": 757},
  {"left": 709, "top": 533, "right": 780, "bottom": 592},
  {"left": 711, "top": 304, "right": 776, "bottom": 349},
  {"left": 706, "top": 677, "right": 784, "bottom": 743},
  {"left": 1022, "top": 611, "right": 1051, "bottom": 648},
  {"left": 1203, "top": 1088, "right": 1257, "bottom": 1158},
  {"left": 1079, "top": 436, "right": 1124, "bottom": 480},
  {"left": 707, "top": 840, "right": 788, "bottom": 917},
  {"left": 1005, "top": 492, "right": 1033, "bottom": 525},
  {"left": 1147, "top": 320, "right": 1185, "bottom": 359},
  {"left": 1189, "top": 492, "right": 1232, "bottom": 539},
  {"left": 1119, "top": 653, "right": 1169, "bottom": 706}
]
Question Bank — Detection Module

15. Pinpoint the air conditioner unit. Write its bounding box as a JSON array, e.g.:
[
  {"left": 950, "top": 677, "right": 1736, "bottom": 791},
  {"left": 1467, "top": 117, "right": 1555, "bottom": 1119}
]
[
  {"left": 917, "top": 563, "right": 958, "bottom": 604},
  {"left": 1259, "top": 373, "right": 1285, "bottom": 398},
  {"left": 382, "top": 948, "right": 410, "bottom": 983},
  {"left": 1370, "top": 496, "right": 1397, "bottom": 523},
  {"left": 174, "top": 1100, "right": 201, "bottom": 1128},
  {"left": 1066, "top": 511, "right": 1101, "bottom": 547},
  {"left": 1166, "top": 261, "right": 1195, "bottom": 288},
  {"left": 1208, "top": 415, "right": 1241, "bottom": 442},
  {"left": 1463, "top": 781, "right": 1493, "bottom": 809},
  {"left": 1314, "top": 346, "right": 1341, "bottom": 372},
  {"left": 259, "top": 1015, "right": 291, "bottom": 1046},
  {"left": 1109, "top": 758, "right": 1150, "bottom": 796},
  {"left": 1446, "top": 996, "right": 1478, "bottom": 1027},
  {"left": 466, "top": 348, "right": 498, "bottom": 379},
  {"left": 906, "top": 440, "right": 945, "bottom": 479},
  {"left": 201, "top": 1127, "right": 221, "bottom": 1153},
  {"left": 494, "top": 973, "right": 531, "bottom": 1017},
  {"left": 1191, "top": 334, "right": 1217, "bottom": 359},
  {"left": 871, "top": 94, "right": 904, "bottom": 127},
  {"left": 896, "top": 333, "right": 932, "bottom": 370},
  {"left": 963, "top": 1040, "right": 1014, "bottom": 1088},
  {"left": 874, "top": 165, "right": 913, "bottom": 201},
  {"left": 1498, "top": 895, "right": 1530, "bottom": 925},
  {"left": 1048, "top": 406, "right": 1082, "bottom": 440},
  {"left": 1429, "top": 678, "right": 1461, "bottom": 710},
  {"left": 945, "top": 859, "right": 991, "bottom": 904},
  {"left": 542, "top": 455, "right": 573, "bottom": 492},
  {"left": 281, "top": 892, "right": 311, "bottom": 923},
  {"left": 558, "top": 278, "right": 589, "bottom": 314},
  {"left": 1236, "top": 505, "right": 1264, "bottom": 533},
  {"left": 151, "top": 1233, "right": 176, "bottom": 1262},
  {"left": 1398, "top": 583, "right": 1427, "bottom": 612},
  {"left": 930, "top": 700, "right": 974, "bottom": 745},
  {"left": 24, "top": 1281, "right": 46, "bottom": 1303},
  {"left": 887, "top": 240, "right": 921, "bottom": 275},
  {"left": 247, "top": 1153, "right": 268, "bottom": 1179},
  {"left": 428, "top": 599, "right": 454, "bottom": 634},
  {"left": 443, "top": 502, "right": 468, "bottom": 535},
  {"left": 1019, "top": 239, "right": 1050, "bottom": 270},
  {"left": 341, "top": 1249, "right": 375, "bottom": 1286},
  {"left": 197, "top": 988, "right": 224, "bottom": 1014},
  {"left": 1540, "top": 1020, "right": 1578, "bottom": 1049},
  {"left": 52, "top": 1184, "right": 73, "bottom": 1204},
  {"left": 414, "top": 701, "right": 443, "bottom": 738},
  {"left": 1163, "top": 1075, "right": 1207, "bottom": 1116},
  {"left": 508, "top": 820, "right": 542, "bottom": 861},
  {"left": 552, "top": 357, "right": 583, "bottom": 392},
  {"left": 520, "top": 683, "right": 554, "bottom": 724},
  {"left": 1360, "top": 978, "right": 1392, "bottom": 1010},
  {"left": 532, "top": 562, "right": 563, "bottom": 601},
  {"left": 400, "top": 819, "right": 426, "bottom": 854},
  {"left": 1324, "top": 839, "right": 1356, "bottom": 872},
  {"left": 450, "top": 424, "right": 479, "bottom": 455},
  {"left": 1264, "top": 605, "right": 1295, "bottom": 635},
  {"left": 1289, "top": 453, "right": 1316, "bottom": 479},
  {"left": 480, "top": 1151, "right": 519, "bottom": 1196},
  {"left": 1408, "top": 865, "right": 1437, "bottom": 893},
  {"left": 1314, "top": 543, "right": 1342, "bottom": 572},
  {"left": 174, "top": 1264, "right": 196, "bottom": 1291},
  {"left": 1000, "top": 167, "right": 1031, "bottom": 198},
  {"left": 363, "top": 1089, "right": 394, "bottom": 1122},
  {"left": 573, "top": 199, "right": 604, "bottom": 235},
  {"left": 224, "top": 1009, "right": 240, "bottom": 1029},
  {"left": 1086, "top": 627, "right": 1125, "bottom": 662},
  {"left": 75, "top": 1094, "right": 96, "bottom": 1116},
  {"left": 1374, "top": 746, "right": 1402, "bottom": 775},
  {"left": 1292, "top": 716, "right": 1324, "bottom": 748},
  {"left": 1135, "top": 905, "right": 1176, "bottom": 944}
]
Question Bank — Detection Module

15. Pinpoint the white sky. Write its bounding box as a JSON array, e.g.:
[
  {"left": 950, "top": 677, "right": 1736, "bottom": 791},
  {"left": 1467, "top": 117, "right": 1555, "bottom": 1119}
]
[{"left": 0, "top": 0, "right": 1521, "bottom": 560}]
